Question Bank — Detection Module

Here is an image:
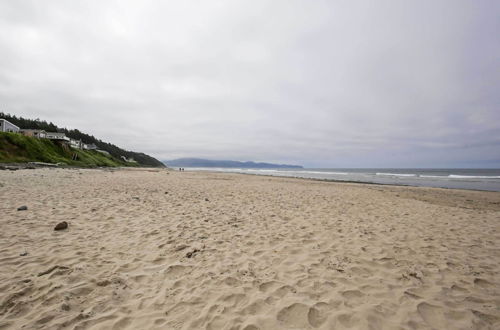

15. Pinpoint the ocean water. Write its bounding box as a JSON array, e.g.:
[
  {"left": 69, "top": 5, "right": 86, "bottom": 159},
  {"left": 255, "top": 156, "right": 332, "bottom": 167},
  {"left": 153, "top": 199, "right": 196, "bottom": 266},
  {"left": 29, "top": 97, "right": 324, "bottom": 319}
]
[{"left": 183, "top": 168, "right": 500, "bottom": 192}]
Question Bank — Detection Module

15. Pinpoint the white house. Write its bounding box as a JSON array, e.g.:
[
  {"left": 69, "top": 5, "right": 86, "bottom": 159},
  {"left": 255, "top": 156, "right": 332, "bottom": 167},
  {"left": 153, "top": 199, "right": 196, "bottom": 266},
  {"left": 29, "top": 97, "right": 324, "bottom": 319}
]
[
  {"left": 70, "top": 138, "right": 83, "bottom": 149},
  {"left": 121, "top": 156, "right": 137, "bottom": 163},
  {"left": 45, "top": 132, "right": 70, "bottom": 141},
  {"left": 0, "top": 119, "right": 20, "bottom": 133},
  {"left": 84, "top": 143, "right": 97, "bottom": 150},
  {"left": 20, "top": 129, "right": 47, "bottom": 138}
]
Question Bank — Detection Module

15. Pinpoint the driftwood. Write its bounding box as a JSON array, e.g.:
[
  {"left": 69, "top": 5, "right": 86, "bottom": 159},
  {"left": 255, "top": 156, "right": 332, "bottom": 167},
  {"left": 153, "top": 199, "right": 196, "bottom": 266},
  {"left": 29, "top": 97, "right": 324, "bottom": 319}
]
[{"left": 37, "top": 265, "right": 70, "bottom": 277}]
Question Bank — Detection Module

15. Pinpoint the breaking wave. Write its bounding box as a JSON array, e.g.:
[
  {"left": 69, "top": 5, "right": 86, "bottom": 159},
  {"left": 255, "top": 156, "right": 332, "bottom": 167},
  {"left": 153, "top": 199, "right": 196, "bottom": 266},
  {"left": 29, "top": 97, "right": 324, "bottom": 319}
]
[
  {"left": 376, "top": 173, "right": 417, "bottom": 177},
  {"left": 448, "top": 175, "right": 500, "bottom": 179}
]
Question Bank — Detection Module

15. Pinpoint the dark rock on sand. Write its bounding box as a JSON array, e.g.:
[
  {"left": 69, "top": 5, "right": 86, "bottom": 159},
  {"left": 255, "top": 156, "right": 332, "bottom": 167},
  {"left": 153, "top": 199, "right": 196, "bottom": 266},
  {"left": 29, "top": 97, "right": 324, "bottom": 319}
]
[
  {"left": 96, "top": 279, "right": 111, "bottom": 287},
  {"left": 54, "top": 221, "right": 68, "bottom": 231},
  {"left": 186, "top": 249, "right": 200, "bottom": 258},
  {"left": 17, "top": 205, "right": 28, "bottom": 211},
  {"left": 20, "top": 252, "right": 28, "bottom": 256},
  {"left": 185, "top": 244, "right": 204, "bottom": 258}
]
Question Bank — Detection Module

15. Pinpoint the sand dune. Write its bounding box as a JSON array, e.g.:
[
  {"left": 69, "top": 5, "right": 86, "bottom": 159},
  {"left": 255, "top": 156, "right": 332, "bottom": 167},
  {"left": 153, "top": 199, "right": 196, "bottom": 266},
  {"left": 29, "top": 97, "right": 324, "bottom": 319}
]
[{"left": 0, "top": 168, "right": 499, "bottom": 329}]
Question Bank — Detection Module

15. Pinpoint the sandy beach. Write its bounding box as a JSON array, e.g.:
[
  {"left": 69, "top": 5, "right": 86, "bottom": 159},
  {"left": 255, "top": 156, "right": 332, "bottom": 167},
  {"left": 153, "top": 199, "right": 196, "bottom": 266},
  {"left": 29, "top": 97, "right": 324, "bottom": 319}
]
[{"left": 0, "top": 168, "right": 499, "bottom": 330}]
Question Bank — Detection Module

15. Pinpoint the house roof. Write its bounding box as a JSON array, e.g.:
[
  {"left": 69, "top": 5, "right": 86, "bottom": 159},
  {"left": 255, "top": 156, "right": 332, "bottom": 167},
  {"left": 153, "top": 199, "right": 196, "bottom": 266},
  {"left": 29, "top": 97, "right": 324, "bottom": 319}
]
[
  {"left": 0, "top": 118, "right": 20, "bottom": 129},
  {"left": 45, "top": 132, "right": 70, "bottom": 141}
]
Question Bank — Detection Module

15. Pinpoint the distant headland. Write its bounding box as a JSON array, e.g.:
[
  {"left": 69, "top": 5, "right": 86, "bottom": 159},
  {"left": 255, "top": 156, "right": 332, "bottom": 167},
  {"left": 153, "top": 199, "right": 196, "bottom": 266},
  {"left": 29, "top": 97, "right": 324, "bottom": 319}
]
[{"left": 164, "top": 158, "right": 303, "bottom": 169}]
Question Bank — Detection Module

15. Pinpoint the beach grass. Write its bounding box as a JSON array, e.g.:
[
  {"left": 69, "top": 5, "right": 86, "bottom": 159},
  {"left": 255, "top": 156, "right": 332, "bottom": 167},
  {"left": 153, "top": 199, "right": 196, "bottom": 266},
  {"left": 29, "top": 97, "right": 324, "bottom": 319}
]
[{"left": 0, "top": 132, "right": 131, "bottom": 167}]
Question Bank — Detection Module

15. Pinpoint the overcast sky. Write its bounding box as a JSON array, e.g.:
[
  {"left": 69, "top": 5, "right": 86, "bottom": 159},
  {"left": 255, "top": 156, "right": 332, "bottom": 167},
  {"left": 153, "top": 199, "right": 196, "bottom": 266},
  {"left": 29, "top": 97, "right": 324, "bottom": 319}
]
[{"left": 1, "top": 1, "right": 499, "bottom": 167}]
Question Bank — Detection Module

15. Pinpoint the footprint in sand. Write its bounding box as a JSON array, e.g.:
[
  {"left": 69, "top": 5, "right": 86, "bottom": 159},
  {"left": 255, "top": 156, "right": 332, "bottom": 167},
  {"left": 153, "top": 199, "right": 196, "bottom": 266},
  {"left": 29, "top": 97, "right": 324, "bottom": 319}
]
[
  {"left": 221, "top": 293, "right": 247, "bottom": 307},
  {"left": 223, "top": 276, "right": 240, "bottom": 286},
  {"left": 341, "top": 289, "right": 365, "bottom": 300},
  {"left": 164, "top": 264, "right": 191, "bottom": 278},
  {"left": 154, "top": 318, "right": 166, "bottom": 325},
  {"left": 277, "top": 303, "right": 311, "bottom": 328},
  {"left": 241, "top": 299, "right": 266, "bottom": 315},
  {"left": 273, "top": 285, "right": 296, "bottom": 298},
  {"left": 417, "top": 302, "right": 447, "bottom": 328},
  {"left": 471, "top": 310, "right": 500, "bottom": 325},
  {"left": 308, "top": 302, "right": 332, "bottom": 327},
  {"left": 450, "top": 284, "right": 469, "bottom": 295},
  {"left": 336, "top": 313, "right": 361, "bottom": 328},
  {"left": 473, "top": 278, "right": 493, "bottom": 289},
  {"left": 258, "top": 280, "right": 282, "bottom": 293}
]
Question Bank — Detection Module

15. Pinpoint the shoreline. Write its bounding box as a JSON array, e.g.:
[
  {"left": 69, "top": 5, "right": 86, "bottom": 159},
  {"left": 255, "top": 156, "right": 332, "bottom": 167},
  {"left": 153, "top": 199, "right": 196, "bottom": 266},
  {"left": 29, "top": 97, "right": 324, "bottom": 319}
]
[
  {"left": 187, "top": 168, "right": 500, "bottom": 193},
  {"left": 3, "top": 162, "right": 499, "bottom": 192}
]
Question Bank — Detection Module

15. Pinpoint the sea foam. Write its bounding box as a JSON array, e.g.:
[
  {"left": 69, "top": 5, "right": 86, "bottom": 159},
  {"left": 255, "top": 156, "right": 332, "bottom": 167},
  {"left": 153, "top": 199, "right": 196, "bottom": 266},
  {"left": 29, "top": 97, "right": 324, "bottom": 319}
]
[{"left": 376, "top": 173, "right": 417, "bottom": 177}]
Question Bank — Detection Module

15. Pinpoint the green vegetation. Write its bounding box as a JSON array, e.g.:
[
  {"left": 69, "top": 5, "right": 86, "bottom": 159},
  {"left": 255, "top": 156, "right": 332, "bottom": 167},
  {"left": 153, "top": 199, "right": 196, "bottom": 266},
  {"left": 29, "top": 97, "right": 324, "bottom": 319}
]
[
  {"left": 0, "top": 132, "right": 130, "bottom": 167},
  {"left": 0, "top": 112, "right": 165, "bottom": 167}
]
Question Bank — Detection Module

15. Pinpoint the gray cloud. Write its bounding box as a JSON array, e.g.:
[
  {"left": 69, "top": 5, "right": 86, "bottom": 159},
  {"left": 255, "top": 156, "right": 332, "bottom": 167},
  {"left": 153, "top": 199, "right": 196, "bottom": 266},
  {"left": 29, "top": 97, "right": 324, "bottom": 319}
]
[{"left": 1, "top": 0, "right": 499, "bottom": 167}]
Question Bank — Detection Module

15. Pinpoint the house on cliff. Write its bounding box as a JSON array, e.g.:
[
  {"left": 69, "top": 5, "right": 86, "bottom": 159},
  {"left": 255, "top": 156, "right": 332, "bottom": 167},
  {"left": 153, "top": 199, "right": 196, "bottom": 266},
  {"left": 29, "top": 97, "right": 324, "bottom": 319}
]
[
  {"left": 20, "top": 129, "right": 47, "bottom": 138},
  {"left": 0, "top": 119, "right": 20, "bottom": 133}
]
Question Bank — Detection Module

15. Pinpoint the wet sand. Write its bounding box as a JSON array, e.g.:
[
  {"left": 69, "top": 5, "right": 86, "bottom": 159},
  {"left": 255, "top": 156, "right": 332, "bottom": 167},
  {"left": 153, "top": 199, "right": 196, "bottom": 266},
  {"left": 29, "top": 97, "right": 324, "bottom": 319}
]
[{"left": 0, "top": 168, "right": 499, "bottom": 329}]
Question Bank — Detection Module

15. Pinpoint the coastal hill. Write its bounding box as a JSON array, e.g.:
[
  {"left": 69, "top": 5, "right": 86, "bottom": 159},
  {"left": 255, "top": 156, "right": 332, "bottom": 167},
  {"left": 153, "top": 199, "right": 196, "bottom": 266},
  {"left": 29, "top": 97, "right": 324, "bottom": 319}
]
[
  {"left": 0, "top": 132, "right": 128, "bottom": 167},
  {"left": 0, "top": 113, "right": 165, "bottom": 167},
  {"left": 165, "top": 157, "right": 303, "bottom": 168}
]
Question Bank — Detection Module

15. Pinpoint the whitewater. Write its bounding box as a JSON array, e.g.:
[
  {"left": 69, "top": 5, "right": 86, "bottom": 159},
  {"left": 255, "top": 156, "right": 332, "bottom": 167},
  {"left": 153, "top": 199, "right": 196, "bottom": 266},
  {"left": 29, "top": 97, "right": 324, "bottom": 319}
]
[{"left": 183, "top": 168, "right": 500, "bottom": 192}]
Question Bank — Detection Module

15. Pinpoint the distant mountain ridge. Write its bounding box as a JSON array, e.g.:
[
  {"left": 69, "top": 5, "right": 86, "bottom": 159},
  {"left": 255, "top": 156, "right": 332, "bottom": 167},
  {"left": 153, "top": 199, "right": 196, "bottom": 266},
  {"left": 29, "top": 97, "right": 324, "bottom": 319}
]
[{"left": 164, "top": 158, "right": 303, "bottom": 168}]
